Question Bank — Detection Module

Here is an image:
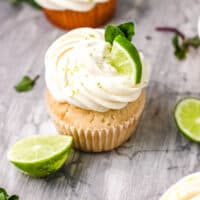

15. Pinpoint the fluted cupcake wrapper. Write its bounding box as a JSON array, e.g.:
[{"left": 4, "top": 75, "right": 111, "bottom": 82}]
[
  {"left": 48, "top": 101, "right": 145, "bottom": 152},
  {"left": 43, "top": 0, "right": 117, "bottom": 30}
]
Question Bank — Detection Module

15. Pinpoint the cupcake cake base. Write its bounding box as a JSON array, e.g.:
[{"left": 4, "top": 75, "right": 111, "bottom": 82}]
[
  {"left": 43, "top": 0, "right": 116, "bottom": 30},
  {"left": 46, "top": 90, "right": 146, "bottom": 152}
]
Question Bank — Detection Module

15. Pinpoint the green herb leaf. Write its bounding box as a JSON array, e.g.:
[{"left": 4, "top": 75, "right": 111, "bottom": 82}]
[
  {"left": 105, "top": 24, "right": 125, "bottom": 44},
  {"left": 8, "top": 195, "right": 19, "bottom": 200},
  {"left": 0, "top": 188, "right": 19, "bottom": 200},
  {"left": 0, "top": 188, "right": 9, "bottom": 200},
  {"left": 172, "top": 34, "right": 187, "bottom": 60},
  {"left": 172, "top": 34, "right": 200, "bottom": 60},
  {"left": 156, "top": 26, "right": 200, "bottom": 60},
  {"left": 8, "top": 0, "right": 41, "bottom": 9},
  {"left": 118, "top": 22, "right": 135, "bottom": 41},
  {"left": 184, "top": 36, "right": 200, "bottom": 48},
  {"left": 105, "top": 22, "right": 135, "bottom": 44},
  {"left": 15, "top": 75, "right": 40, "bottom": 92}
]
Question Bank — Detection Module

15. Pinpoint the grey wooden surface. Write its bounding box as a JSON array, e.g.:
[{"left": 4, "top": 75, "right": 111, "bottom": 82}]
[{"left": 0, "top": 0, "right": 200, "bottom": 199}]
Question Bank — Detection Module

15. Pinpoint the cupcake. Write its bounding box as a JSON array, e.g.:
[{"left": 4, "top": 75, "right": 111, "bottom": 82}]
[
  {"left": 35, "top": 0, "right": 116, "bottom": 29},
  {"left": 160, "top": 172, "right": 200, "bottom": 200},
  {"left": 45, "top": 22, "right": 149, "bottom": 152}
]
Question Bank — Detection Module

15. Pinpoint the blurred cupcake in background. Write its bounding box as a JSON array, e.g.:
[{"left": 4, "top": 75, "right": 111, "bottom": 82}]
[
  {"left": 35, "top": 0, "right": 117, "bottom": 29},
  {"left": 160, "top": 172, "right": 200, "bottom": 200}
]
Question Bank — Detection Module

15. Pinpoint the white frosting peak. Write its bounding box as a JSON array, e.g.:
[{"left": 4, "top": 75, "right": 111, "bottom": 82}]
[
  {"left": 35, "top": 0, "right": 109, "bottom": 11},
  {"left": 45, "top": 28, "right": 148, "bottom": 112},
  {"left": 160, "top": 173, "right": 200, "bottom": 200}
]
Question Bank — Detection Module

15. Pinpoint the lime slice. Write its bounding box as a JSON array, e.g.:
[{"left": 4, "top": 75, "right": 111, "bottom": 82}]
[
  {"left": 110, "top": 35, "right": 142, "bottom": 84},
  {"left": 174, "top": 98, "right": 200, "bottom": 142},
  {"left": 7, "top": 135, "right": 73, "bottom": 177}
]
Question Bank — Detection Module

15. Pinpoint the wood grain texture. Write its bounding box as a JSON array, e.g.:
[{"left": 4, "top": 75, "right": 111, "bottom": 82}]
[{"left": 0, "top": 0, "right": 200, "bottom": 199}]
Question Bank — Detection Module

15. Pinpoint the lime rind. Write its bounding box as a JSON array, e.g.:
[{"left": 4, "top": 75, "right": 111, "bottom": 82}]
[
  {"left": 10, "top": 148, "right": 71, "bottom": 177},
  {"left": 7, "top": 135, "right": 73, "bottom": 177},
  {"left": 174, "top": 98, "right": 200, "bottom": 142},
  {"left": 111, "top": 35, "right": 142, "bottom": 84}
]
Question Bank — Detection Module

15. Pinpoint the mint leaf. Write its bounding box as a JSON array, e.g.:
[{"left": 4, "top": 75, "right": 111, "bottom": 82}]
[
  {"left": 105, "top": 22, "right": 135, "bottom": 44},
  {"left": 172, "top": 34, "right": 187, "bottom": 60},
  {"left": 184, "top": 36, "right": 200, "bottom": 48},
  {"left": 156, "top": 26, "right": 200, "bottom": 60},
  {"left": 105, "top": 24, "right": 125, "bottom": 44},
  {"left": 0, "top": 188, "right": 18, "bottom": 200},
  {"left": 15, "top": 75, "right": 39, "bottom": 92},
  {"left": 8, "top": 0, "right": 41, "bottom": 9},
  {"left": 0, "top": 188, "right": 9, "bottom": 200},
  {"left": 172, "top": 34, "right": 200, "bottom": 60},
  {"left": 8, "top": 195, "right": 19, "bottom": 200},
  {"left": 25, "top": 0, "right": 41, "bottom": 9},
  {"left": 118, "top": 22, "right": 135, "bottom": 41}
]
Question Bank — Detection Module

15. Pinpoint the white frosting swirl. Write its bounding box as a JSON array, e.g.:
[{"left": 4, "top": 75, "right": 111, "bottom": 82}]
[
  {"left": 35, "top": 0, "right": 109, "bottom": 11},
  {"left": 45, "top": 28, "right": 148, "bottom": 112},
  {"left": 160, "top": 173, "right": 200, "bottom": 200}
]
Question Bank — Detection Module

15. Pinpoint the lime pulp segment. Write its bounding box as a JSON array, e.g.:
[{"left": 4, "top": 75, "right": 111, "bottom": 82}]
[
  {"left": 175, "top": 98, "right": 200, "bottom": 142},
  {"left": 7, "top": 135, "right": 73, "bottom": 177},
  {"left": 110, "top": 35, "right": 142, "bottom": 84}
]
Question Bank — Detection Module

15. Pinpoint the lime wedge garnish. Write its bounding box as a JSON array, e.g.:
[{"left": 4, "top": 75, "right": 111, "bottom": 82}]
[
  {"left": 110, "top": 35, "right": 142, "bottom": 84},
  {"left": 175, "top": 98, "right": 200, "bottom": 142},
  {"left": 7, "top": 135, "right": 73, "bottom": 177}
]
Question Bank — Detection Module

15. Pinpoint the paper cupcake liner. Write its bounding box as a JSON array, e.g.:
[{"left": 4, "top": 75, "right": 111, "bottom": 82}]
[
  {"left": 47, "top": 99, "right": 145, "bottom": 152},
  {"left": 43, "top": 0, "right": 116, "bottom": 29}
]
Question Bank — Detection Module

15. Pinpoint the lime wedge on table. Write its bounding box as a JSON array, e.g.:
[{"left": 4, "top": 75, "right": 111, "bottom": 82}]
[
  {"left": 7, "top": 135, "right": 73, "bottom": 177},
  {"left": 110, "top": 35, "right": 142, "bottom": 84},
  {"left": 175, "top": 98, "right": 200, "bottom": 142}
]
